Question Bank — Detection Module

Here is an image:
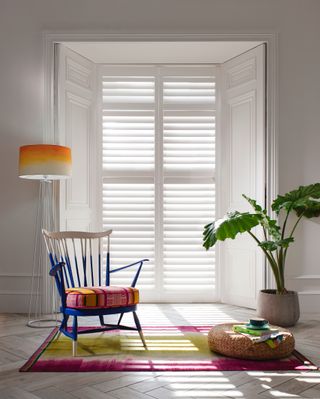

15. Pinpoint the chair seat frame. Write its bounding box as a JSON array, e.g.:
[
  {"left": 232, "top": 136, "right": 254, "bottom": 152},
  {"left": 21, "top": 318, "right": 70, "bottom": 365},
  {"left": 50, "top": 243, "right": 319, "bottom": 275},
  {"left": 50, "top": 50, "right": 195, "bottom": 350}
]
[{"left": 43, "top": 230, "right": 149, "bottom": 356}]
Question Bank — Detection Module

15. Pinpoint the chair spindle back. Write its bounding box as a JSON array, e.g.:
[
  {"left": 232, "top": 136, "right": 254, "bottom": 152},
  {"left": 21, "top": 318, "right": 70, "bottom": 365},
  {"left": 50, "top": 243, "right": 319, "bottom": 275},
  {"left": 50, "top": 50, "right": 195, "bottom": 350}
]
[{"left": 42, "top": 230, "right": 112, "bottom": 288}]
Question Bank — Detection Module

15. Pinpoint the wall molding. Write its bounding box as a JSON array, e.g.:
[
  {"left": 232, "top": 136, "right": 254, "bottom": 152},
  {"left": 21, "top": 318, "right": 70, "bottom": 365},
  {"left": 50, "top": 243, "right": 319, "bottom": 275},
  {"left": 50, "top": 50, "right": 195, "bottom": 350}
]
[
  {"left": 0, "top": 273, "right": 40, "bottom": 277},
  {"left": 298, "top": 291, "right": 320, "bottom": 295},
  {"left": 294, "top": 275, "right": 320, "bottom": 279},
  {"left": 0, "top": 291, "right": 40, "bottom": 295}
]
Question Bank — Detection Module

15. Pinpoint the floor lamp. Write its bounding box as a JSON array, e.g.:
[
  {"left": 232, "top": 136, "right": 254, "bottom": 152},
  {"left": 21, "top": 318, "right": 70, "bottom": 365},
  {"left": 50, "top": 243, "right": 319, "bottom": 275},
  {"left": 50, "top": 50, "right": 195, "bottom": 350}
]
[{"left": 19, "top": 144, "right": 72, "bottom": 328}]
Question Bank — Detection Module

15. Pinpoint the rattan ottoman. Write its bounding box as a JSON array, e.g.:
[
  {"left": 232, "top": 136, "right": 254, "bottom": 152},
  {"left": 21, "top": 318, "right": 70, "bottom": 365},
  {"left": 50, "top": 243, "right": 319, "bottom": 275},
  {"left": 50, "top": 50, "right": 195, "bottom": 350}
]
[{"left": 208, "top": 323, "right": 295, "bottom": 360}]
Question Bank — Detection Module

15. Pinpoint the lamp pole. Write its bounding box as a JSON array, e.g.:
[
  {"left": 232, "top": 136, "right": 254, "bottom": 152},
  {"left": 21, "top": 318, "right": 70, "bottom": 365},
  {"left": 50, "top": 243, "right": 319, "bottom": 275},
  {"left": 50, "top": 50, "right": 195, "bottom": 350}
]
[{"left": 19, "top": 144, "right": 72, "bottom": 328}]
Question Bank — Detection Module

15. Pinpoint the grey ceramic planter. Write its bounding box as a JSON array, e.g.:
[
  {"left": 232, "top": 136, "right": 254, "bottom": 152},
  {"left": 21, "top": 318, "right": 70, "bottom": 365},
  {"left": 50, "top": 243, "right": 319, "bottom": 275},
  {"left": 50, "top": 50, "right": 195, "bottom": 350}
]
[{"left": 257, "top": 289, "right": 300, "bottom": 327}]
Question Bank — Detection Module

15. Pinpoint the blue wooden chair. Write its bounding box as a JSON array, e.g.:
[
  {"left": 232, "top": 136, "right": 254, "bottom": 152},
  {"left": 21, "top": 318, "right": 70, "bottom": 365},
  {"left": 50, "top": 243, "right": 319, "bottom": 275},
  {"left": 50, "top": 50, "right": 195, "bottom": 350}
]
[{"left": 42, "top": 229, "right": 148, "bottom": 356}]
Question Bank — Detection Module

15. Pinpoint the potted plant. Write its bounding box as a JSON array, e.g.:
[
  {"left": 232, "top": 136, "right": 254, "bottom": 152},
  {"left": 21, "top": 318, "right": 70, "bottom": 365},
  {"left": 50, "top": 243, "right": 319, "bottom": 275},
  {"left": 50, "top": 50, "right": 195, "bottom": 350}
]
[{"left": 203, "top": 183, "right": 320, "bottom": 327}]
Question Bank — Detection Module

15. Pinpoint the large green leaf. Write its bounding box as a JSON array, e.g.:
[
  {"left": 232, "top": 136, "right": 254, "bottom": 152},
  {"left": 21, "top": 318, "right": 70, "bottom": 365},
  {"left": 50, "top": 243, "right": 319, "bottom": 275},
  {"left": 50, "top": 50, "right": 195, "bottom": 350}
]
[
  {"left": 243, "top": 194, "right": 281, "bottom": 240},
  {"left": 294, "top": 199, "right": 320, "bottom": 218},
  {"left": 272, "top": 183, "right": 320, "bottom": 218},
  {"left": 203, "top": 212, "right": 260, "bottom": 250}
]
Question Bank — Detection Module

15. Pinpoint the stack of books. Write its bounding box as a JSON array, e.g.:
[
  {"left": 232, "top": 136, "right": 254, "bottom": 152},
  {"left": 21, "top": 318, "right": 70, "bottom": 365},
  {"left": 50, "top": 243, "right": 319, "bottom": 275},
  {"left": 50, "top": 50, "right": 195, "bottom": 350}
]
[{"left": 233, "top": 318, "right": 284, "bottom": 348}]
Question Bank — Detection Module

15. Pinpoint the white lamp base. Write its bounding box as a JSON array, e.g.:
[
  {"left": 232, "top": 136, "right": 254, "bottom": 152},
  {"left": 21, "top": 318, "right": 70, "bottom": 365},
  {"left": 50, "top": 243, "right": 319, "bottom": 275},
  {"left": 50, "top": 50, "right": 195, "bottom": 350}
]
[{"left": 27, "top": 318, "right": 61, "bottom": 329}]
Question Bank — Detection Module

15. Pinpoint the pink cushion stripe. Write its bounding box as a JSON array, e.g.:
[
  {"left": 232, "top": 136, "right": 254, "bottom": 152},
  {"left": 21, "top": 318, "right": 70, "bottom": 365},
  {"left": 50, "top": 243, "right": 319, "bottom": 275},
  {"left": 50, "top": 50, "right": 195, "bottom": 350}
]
[{"left": 65, "top": 286, "right": 139, "bottom": 309}]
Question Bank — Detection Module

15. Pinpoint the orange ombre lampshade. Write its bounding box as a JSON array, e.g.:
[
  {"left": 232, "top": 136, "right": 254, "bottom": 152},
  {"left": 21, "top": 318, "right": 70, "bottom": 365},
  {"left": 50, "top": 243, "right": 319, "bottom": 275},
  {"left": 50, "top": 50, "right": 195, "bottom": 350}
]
[{"left": 19, "top": 144, "right": 72, "bottom": 180}]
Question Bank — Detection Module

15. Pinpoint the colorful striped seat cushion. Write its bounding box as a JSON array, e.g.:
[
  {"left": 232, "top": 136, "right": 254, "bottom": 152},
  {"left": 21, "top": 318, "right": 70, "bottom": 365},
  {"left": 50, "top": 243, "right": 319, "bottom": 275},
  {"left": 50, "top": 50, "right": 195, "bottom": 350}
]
[{"left": 65, "top": 286, "right": 139, "bottom": 309}]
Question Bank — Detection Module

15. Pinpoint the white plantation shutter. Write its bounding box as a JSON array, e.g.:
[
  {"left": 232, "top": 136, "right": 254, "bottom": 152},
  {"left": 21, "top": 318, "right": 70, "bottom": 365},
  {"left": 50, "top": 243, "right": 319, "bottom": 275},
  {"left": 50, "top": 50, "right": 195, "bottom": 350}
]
[
  {"left": 162, "top": 67, "right": 216, "bottom": 298},
  {"left": 100, "top": 65, "right": 217, "bottom": 301},
  {"left": 101, "top": 67, "right": 155, "bottom": 289}
]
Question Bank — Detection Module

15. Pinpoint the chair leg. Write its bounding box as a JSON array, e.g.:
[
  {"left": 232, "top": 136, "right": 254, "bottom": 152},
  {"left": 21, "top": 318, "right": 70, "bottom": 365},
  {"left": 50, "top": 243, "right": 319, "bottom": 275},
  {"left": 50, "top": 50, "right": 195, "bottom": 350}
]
[
  {"left": 133, "top": 311, "right": 147, "bottom": 349},
  {"left": 61, "top": 314, "right": 69, "bottom": 329},
  {"left": 58, "top": 314, "right": 69, "bottom": 339},
  {"left": 72, "top": 340, "right": 78, "bottom": 357},
  {"left": 117, "top": 313, "right": 124, "bottom": 325},
  {"left": 72, "top": 316, "right": 78, "bottom": 357},
  {"left": 99, "top": 315, "right": 105, "bottom": 326}
]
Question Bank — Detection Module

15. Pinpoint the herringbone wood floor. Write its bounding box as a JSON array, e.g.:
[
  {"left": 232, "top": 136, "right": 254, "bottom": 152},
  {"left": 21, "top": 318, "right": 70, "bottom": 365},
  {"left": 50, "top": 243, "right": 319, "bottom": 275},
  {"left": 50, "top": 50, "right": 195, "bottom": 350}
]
[{"left": 0, "top": 304, "right": 319, "bottom": 399}]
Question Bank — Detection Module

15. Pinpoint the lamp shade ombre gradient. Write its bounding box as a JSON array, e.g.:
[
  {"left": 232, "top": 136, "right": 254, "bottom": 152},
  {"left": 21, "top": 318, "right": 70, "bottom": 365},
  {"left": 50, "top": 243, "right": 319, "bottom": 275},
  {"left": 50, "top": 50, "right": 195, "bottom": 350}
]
[{"left": 19, "top": 144, "right": 72, "bottom": 180}]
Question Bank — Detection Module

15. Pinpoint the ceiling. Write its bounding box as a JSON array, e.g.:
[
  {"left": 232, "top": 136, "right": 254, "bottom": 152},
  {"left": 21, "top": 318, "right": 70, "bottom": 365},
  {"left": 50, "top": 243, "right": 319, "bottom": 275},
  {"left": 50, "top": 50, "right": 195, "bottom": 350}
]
[{"left": 64, "top": 41, "right": 263, "bottom": 64}]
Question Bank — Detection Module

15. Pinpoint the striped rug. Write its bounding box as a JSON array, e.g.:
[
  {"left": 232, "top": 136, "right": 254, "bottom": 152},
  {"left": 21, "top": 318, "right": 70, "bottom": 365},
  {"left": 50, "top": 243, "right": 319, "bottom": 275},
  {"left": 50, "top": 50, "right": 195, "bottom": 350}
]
[{"left": 20, "top": 325, "right": 317, "bottom": 372}]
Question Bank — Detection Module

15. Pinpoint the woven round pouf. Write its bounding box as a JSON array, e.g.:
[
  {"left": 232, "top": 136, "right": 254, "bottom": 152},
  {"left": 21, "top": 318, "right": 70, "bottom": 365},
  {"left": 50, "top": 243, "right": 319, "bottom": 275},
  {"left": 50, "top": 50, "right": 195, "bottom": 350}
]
[{"left": 208, "top": 323, "right": 295, "bottom": 360}]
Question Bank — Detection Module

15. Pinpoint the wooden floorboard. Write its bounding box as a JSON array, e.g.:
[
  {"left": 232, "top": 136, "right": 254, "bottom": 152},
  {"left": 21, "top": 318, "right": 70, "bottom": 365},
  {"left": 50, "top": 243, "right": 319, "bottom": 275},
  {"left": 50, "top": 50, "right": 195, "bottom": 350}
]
[{"left": 0, "top": 304, "right": 319, "bottom": 399}]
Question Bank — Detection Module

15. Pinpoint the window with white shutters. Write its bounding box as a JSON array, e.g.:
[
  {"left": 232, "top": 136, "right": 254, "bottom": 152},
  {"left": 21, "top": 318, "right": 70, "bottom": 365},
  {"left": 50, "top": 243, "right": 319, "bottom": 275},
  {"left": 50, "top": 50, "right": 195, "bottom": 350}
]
[{"left": 100, "top": 65, "right": 217, "bottom": 301}]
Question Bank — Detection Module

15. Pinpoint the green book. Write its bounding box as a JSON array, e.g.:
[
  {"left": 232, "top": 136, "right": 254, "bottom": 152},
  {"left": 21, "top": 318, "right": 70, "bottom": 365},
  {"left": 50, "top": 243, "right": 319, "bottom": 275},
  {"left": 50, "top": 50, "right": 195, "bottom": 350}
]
[{"left": 233, "top": 325, "right": 279, "bottom": 336}]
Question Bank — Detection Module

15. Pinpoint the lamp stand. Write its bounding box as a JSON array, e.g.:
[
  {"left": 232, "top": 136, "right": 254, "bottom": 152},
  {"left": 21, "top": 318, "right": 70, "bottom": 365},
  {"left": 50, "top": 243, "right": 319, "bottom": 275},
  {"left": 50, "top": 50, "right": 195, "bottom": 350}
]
[{"left": 27, "top": 180, "right": 61, "bottom": 328}]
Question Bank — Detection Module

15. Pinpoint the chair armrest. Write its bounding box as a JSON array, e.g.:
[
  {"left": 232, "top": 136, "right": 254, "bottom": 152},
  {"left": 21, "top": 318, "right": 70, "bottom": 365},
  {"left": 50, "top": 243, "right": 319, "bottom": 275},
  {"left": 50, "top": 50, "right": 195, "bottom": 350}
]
[
  {"left": 49, "top": 262, "right": 67, "bottom": 308},
  {"left": 49, "top": 262, "right": 65, "bottom": 276},
  {"left": 110, "top": 259, "right": 149, "bottom": 288},
  {"left": 110, "top": 259, "right": 149, "bottom": 274}
]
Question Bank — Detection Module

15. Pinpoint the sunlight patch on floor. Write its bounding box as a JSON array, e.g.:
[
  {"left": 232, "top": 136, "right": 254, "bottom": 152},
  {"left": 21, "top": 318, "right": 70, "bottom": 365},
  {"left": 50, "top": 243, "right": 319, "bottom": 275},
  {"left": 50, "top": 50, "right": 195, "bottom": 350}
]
[
  {"left": 268, "top": 390, "right": 300, "bottom": 397},
  {"left": 169, "top": 390, "right": 244, "bottom": 397},
  {"left": 171, "top": 304, "right": 238, "bottom": 325}
]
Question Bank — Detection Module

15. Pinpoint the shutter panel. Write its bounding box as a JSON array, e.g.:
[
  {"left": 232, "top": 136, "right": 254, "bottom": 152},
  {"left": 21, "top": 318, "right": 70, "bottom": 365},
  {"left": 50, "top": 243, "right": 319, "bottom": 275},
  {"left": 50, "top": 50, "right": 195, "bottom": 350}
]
[
  {"left": 101, "top": 67, "right": 155, "bottom": 290},
  {"left": 220, "top": 45, "right": 265, "bottom": 308},
  {"left": 57, "top": 44, "right": 97, "bottom": 232},
  {"left": 161, "top": 68, "right": 217, "bottom": 299}
]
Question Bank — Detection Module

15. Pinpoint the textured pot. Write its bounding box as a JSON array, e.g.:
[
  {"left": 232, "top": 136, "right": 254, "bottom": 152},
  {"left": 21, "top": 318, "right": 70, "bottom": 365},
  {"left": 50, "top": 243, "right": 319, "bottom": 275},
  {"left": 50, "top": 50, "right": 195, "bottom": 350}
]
[{"left": 257, "top": 289, "right": 300, "bottom": 327}]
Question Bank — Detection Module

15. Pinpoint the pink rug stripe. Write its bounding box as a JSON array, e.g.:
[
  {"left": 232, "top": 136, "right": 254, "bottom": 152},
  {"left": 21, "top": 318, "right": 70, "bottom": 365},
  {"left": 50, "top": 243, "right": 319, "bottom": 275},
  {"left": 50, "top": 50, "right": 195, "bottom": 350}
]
[{"left": 30, "top": 357, "right": 308, "bottom": 372}]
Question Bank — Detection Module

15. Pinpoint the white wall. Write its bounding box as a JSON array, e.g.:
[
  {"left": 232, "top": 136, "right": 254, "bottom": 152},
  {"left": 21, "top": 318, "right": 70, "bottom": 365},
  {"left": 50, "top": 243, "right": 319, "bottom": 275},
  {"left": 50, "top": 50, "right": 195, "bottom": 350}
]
[{"left": 1, "top": 0, "right": 320, "bottom": 313}]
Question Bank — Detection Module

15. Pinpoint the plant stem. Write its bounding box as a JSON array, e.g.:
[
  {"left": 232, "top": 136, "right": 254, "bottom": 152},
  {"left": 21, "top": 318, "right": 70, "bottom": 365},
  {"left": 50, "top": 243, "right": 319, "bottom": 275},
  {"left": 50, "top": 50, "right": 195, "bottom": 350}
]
[
  {"left": 281, "top": 208, "right": 291, "bottom": 240},
  {"left": 276, "top": 206, "right": 298, "bottom": 293},
  {"left": 278, "top": 247, "right": 285, "bottom": 290},
  {"left": 248, "top": 231, "right": 283, "bottom": 292},
  {"left": 289, "top": 212, "right": 305, "bottom": 238},
  {"left": 262, "top": 225, "right": 268, "bottom": 241},
  {"left": 283, "top": 212, "right": 305, "bottom": 265}
]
